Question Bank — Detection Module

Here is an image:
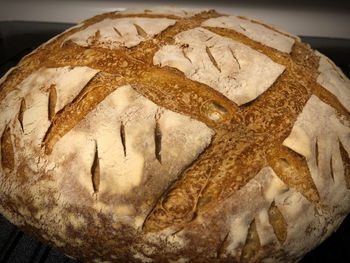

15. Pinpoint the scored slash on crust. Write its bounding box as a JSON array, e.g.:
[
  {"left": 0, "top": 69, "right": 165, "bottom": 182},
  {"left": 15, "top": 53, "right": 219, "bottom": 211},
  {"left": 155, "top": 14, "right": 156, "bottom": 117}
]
[
  {"left": 340, "top": 141, "right": 350, "bottom": 189},
  {"left": 1, "top": 124, "right": 15, "bottom": 173},
  {"left": 268, "top": 201, "right": 287, "bottom": 245},
  {"left": 240, "top": 219, "right": 261, "bottom": 263},
  {"left": 91, "top": 140, "right": 100, "bottom": 194},
  {"left": 113, "top": 27, "right": 122, "bottom": 37},
  {"left": 120, "top": 121, "right": 127, "bottom": 157},
  {"left": 133, "top": 23, "right": 148, "bottom": 38},
  {"left": 154, "top": 110, "right": 163, "bottom": 164},
  {"left": 17, "top": 98, "right": 26, "bottom": 132},
  {"left": 48, "top": 84, "right": 57, "bottom": 121},
  {"left": 206, "top": 46, "right": 221, "bottom": 73}
]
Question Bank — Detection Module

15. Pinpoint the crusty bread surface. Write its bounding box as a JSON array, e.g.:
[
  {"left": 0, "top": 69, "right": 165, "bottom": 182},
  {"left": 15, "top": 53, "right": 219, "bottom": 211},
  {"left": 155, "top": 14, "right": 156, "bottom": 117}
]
[{"left": 0, "top": 6, "right": 350, "bottom": 263}]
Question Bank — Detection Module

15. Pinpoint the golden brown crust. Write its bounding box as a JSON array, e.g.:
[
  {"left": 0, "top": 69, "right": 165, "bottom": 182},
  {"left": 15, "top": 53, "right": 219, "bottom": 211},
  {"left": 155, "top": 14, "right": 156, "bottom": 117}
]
[
  {"left": 0, "top": 6, "right": 350, "bottom": 263},
  {"left": 268, "top": 201, "right": 288, "bottom": 245},
  {"left": 1, "top": 125, "right": 14, "bottom": 173},
  {"left": 340, "top": 141, "right": 350, "bottom": 189},
  {"left": 240, "top": 220, "right": 262, "bottom": 263}
]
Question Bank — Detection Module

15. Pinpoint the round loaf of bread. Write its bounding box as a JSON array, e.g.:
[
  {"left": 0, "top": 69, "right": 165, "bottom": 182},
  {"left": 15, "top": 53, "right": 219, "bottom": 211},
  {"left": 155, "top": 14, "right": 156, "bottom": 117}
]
[{"left": 1, "top": 6, "right": 350, "bottom": 263}]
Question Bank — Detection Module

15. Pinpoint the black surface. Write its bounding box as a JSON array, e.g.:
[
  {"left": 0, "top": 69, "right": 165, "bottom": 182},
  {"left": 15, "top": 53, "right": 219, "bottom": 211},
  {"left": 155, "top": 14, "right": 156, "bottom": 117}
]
[
  {"left": 0, "top": 21, "right": 74, "bottom": 76},
  {"left": 0, "top": 214, "right": 79, "bottom": 263},
  {"left": 0, "top": 21, "right": 350, "bottom": 263},
  {"left": 300, "top": 36, "right": 350, "bottom": 77}
]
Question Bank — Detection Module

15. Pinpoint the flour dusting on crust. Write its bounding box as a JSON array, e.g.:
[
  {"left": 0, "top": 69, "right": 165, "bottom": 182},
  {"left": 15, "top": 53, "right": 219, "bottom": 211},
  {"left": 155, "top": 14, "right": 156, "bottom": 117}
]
[
  {"left": 120, "top": 6, "right": 211, "bottom": 18},
  {"left": 65, "top": 17, "right": 176, "bottom": 48},
  {"left": 154, "top": 27, "right": 285, "bottom": 106},
  {"left": 202, "top": 16, "right": 295, "bottom": 53}
]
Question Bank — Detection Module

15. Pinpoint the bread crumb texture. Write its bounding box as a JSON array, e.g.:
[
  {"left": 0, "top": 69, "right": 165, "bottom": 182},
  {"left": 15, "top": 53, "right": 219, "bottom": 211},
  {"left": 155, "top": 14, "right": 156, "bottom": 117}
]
[{"left": 0, "top": 6, "right": 350, "bottom": 263}]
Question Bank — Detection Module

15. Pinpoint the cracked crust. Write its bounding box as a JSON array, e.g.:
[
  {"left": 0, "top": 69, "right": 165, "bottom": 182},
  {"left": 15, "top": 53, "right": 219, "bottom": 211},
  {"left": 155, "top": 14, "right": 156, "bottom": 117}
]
[{"left": 0, "top": 6, "right": 350, "bottom": 263}]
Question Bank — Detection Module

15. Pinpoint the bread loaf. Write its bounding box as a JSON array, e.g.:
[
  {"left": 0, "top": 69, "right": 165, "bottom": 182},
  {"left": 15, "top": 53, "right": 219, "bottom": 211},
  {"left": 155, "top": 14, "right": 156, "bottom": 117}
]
[{"left": 1, "top": 6, "right": 350, "bottom": 263}]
